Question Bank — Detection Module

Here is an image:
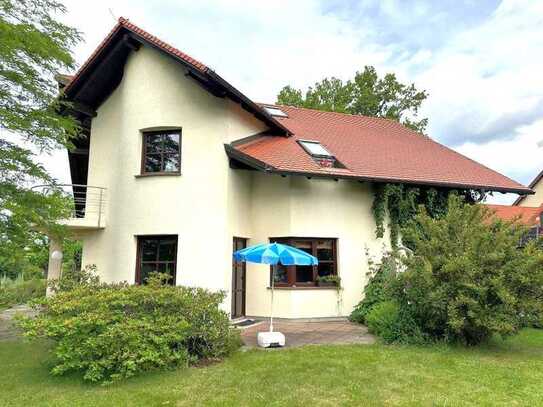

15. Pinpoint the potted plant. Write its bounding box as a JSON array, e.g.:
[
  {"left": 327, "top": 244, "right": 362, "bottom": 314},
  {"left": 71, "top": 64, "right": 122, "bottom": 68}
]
[{"left": 316, "top": 275, "right": 341, "bottom": 288}]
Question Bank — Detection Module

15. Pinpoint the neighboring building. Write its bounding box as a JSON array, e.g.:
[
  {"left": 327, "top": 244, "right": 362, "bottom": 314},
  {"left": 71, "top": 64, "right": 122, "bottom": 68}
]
[
  {"left": 46, "top": 18, "right": 533, "bottom": 319},
  {"left": 513, "top": 170, "right": 543, "bottom": 207},
  {"left": 485, "top": 203, "right": 542, "bottom": 244}
]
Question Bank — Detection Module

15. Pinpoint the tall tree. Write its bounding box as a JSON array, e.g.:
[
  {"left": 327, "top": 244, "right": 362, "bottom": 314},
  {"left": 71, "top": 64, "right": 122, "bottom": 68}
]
[
  {"left": 0, "top": 0, "right": 81, "bottom": 277},
  {"left": 277, "top": 66, "right": 428, "bottom": 133}
]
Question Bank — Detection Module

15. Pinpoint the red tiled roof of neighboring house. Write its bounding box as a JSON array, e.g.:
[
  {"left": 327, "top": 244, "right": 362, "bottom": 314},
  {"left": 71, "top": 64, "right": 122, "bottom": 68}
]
[
  {"left": 484, "top": 204, "right": 543, "bottom": 226},
  {"left": 513, "top": 169, "right": 543, "bottom": 205},
  {"left": 229, "top": 105, "right": 532, "bottom": 194}
]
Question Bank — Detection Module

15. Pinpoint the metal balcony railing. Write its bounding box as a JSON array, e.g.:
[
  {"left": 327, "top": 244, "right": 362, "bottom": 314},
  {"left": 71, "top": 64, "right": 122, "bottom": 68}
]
[{"left": 32, "top": 184, "right": 107, "bottom": 228}]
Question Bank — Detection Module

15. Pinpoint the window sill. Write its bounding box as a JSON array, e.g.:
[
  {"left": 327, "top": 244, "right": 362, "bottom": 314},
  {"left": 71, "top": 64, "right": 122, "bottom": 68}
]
[
  {"left": 135, "top": 172, "right": 181, "bottom": 178},
  {"left": 266, "top": 286, "right": 338, "bottom": 290}
]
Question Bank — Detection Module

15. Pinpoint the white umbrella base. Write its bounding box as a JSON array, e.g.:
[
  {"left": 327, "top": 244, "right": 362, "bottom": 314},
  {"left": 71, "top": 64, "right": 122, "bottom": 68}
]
[{"left": 257, "top": 331, "right": 285, "bottom": 348}]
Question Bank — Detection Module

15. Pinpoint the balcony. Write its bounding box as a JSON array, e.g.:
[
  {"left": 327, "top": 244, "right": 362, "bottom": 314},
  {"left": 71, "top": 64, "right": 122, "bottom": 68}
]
[{"left": 33, "top": 184, "right": 107, "bottom": 230}]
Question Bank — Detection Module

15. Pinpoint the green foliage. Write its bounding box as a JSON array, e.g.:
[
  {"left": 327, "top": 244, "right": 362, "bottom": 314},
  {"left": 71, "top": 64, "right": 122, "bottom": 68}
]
[
  {"left": 365, "top": 301, "right": 425, "bottom": 344},
  {"left": 395, "top": 195, "right": 543, "bottom": 345},
  {"left": 371, "top": 183, "right": 484, "bottom": 247},
  {"left": 0, "top": 274, "right": 46, "bottom": 308},
  {"left": 19, "top": 272, "right": 241, "bottom": 383},
  {"left": 277, "top": 66, "right": 428, "bottom": 133},
  {"left": 316, "top": 274, "right": 341, "bottom": 287},
  {"left": 350, "top": 250, "right": 399, "bottom": 324},
  {"left": 0, "top": 0, "right": 81, "bottom": 283},
  {"left": 48, "top": 264, "right": 100, "bottom": 293}
]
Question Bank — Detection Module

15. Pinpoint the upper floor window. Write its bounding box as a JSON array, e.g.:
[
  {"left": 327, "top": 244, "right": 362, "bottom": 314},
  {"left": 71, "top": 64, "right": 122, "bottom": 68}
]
[{"left": 141, "top": 130, "right": 181, "bottom": 174}]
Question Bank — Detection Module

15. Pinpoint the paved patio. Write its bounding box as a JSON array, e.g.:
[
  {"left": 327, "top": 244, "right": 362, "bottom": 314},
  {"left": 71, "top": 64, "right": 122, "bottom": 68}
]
[{"left": 240, "top": 319, "right": 375, "bottom": 348}]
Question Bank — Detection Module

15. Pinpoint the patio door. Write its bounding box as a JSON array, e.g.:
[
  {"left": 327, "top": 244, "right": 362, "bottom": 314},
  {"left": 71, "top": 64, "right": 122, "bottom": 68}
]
[{"left": 231, "top": 237, "right": 247, "bottom": 318}]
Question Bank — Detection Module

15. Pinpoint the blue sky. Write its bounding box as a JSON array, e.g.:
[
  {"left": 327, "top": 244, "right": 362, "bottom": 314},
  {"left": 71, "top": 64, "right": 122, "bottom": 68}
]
[{"left": 41, "top": 0, "right": 543, "bottom": 203}]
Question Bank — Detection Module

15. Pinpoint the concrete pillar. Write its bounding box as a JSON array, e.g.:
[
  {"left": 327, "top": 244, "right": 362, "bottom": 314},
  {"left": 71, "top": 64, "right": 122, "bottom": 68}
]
[{"left": 46, "top": 238, "right": 63, "bottom": 297}]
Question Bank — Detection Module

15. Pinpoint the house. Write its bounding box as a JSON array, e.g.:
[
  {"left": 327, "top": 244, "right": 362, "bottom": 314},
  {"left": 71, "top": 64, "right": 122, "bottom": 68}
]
[
  {"left": 513, "top": 169, "right": 543, "bottom": 207},
  {"left": 46, "top": 18, "right": 532, "bottom": 319},
  {"left": 486, "top": 169, "right": 543, "bottom": 242}
]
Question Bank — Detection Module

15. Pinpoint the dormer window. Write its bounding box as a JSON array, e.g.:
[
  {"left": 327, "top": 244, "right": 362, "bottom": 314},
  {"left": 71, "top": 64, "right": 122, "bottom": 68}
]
[
  {"left": 264, "top": 106, "right": 288, "bottom": 118},
  {"left": 298, "top": 140, "right": 342, "bottom": 168}
]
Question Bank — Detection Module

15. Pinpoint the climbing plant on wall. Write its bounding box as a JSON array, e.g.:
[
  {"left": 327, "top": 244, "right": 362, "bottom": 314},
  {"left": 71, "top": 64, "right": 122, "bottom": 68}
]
[{"left": 371, "top": 183, "right": 485, "bottom": 247}]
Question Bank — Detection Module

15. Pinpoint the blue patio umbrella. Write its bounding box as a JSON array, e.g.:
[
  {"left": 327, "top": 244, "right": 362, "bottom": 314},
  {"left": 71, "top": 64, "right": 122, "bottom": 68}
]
[{"left": 233, "top": 242, "right": 318, "bottom": 332}]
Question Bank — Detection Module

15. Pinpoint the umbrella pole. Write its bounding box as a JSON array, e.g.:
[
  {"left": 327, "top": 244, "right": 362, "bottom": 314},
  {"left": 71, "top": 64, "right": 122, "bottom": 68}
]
[{"left": 270, "top": 264, "right": 275, "bottom": 332}]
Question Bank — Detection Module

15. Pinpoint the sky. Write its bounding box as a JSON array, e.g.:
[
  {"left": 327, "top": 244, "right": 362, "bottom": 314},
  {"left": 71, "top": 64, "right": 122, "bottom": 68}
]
[{"left": 39, "top": 0, "right": 543, "bottom": 204}]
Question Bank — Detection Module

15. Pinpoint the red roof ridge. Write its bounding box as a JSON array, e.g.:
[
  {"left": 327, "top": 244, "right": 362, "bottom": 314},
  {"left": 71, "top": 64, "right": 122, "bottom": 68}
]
[
  {"left": 117, "top": 17, "right": 207, "bottom": 72},
  {"left": 261, "top": 103, "right": 403, "bottom": 125},
  {"left": 64, "top": 17, "right": 208, "bottom": 93}
]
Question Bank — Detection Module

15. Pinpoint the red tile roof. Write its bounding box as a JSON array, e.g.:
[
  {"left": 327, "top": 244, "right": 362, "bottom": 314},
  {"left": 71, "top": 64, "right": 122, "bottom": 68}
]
[
  {"left": 64, "top": 17, "right": 207, "bottom": 95},
  {"left": 63, "top": 18, "right": 290, "bottom": 135},
  {"left": 230, "top": 105, "right": 531, "bottom": 194},
  {"left": 484, "top": 204, "right": 542, "bottom": 226},
  {"left": 63, "top": 18, "right": 531, "bottom": 195}
]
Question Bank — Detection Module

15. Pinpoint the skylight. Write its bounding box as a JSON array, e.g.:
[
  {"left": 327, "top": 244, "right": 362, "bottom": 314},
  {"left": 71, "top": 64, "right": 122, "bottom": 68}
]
[
  {"left": 264, "top": 106, "right": 288, "bottom": 118},
  {"left": 298, "top": 140, "right": 332, "bottom": 157}
]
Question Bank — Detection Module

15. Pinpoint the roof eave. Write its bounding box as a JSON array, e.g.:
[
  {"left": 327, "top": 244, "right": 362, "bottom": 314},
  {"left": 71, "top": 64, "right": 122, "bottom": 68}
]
[
  {"left": 225, "top": 146, "right": 534, "bottom": 195},
  {"left": 63, "top": 20, "right": 291, "bottom": 137}
]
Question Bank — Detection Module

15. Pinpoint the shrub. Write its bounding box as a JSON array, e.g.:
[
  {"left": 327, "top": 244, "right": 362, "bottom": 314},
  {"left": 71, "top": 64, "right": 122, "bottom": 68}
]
[
  {"left": 19, "top": 273, "right": 241, "bottom": 383},
  {"left": 350, "top": 251, "right": 399, "bottom": 324},
  {"left": 0, "top": 274, "right": 46, "bottom": 308},
  {"left": 366, "top": 301, "right": 425, "bottom": 344},
  {"left": 396, "top": 195, "right": 543, "bottom": 345}
]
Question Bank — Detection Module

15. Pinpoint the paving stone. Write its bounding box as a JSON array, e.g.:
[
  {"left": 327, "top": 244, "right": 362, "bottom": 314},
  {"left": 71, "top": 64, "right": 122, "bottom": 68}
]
[{"left": 240, "top": 320, "right": 376, "bottom": 348}]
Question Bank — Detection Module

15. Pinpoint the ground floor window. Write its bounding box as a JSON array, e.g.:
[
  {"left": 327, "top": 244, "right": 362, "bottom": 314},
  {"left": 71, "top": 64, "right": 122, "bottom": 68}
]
[
  {"left": 136, "top": 235, "right": 178, "bottom": 285},
  {"left": 269, "top": 237, "right": 337, "bottom": 287}
]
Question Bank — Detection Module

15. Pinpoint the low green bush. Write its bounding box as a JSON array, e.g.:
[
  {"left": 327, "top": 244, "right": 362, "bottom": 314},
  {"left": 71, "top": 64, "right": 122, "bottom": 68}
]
[
  {"left": 350, "top": 251, "right": 399, "bottom": 324},
  {"left": 0, "top": 275, "right": 46, "bottom": 308},
  {"left": 19, "top": 273, "right": 241, "bottom": 383},
  {"left": 366, "top": 301, "right": 425, "bottom": 344}
]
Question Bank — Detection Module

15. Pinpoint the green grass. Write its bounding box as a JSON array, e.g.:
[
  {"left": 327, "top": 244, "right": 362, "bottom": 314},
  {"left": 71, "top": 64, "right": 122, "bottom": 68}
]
[{"left": 1, "top": 330, "right": 543, "bottom": 406}]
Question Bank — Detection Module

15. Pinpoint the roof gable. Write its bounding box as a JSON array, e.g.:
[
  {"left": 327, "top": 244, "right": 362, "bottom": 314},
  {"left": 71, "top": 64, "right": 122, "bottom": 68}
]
[
  {"left": 513, "top": 169, "right": 543, "bottom": 205},
  {"left": 63, "top": 17, "right": 289, "bottom": 135}
]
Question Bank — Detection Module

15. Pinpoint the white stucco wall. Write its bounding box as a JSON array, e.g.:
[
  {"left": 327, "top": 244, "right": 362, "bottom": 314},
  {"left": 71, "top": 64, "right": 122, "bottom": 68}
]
[
  {"left": 519, "top": 178, "right": 543, "bottom": 207},
  {"left": 76, "top": 44, "right": 391, "bottom": 319},
  {"left": 244, "top": 174, "right": 390, "bottom": 318}
]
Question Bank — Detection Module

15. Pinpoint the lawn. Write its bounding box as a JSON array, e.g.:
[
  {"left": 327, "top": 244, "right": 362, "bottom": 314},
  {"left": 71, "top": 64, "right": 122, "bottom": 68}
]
[{"left": 1, "top": 329, "right": 543, "bottom": 406}]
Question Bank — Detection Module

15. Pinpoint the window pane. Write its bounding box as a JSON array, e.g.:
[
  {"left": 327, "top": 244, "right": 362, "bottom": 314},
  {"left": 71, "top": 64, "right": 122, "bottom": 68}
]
[
  {"left": 158, "top": 239, "right": 177, "bottom": 261},
  {"left": 317, "top": 240, "right": 334, "bottom": 261},
  {"left": 145, "top": 134, "right": 162, "bottom": 153},
  {"left": 318, "top": 262, "right": 334, "bottom": 277},
  {"left": 273, "top": 264, "right": 288, "bottom": 284},
  {"left": 163, "top": 133, "right": 180, "bottom": 152},
  {"left": 141, "top": 239, "right": 158, "bottom": 261},
  {"left": 296, "top": 265, "right": 313, "bottom": 283},
  {"left": 145, "top": 153, "right": 162, "bottom": 172},
  {"left": 162, "top": 153, "right": 180, "bottom": 172},
  {"left": 299, "top": 141, "right": 332, "bottom": 157}
]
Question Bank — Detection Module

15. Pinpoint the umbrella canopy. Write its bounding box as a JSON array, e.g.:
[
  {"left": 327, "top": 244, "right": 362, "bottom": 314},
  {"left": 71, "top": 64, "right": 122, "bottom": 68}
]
[
  {"left": 233, "top": 242, "right": 318, "bottom": 266},
  {"left": 233, "top": 242, "right": 319, "bottom": 335}
]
